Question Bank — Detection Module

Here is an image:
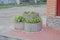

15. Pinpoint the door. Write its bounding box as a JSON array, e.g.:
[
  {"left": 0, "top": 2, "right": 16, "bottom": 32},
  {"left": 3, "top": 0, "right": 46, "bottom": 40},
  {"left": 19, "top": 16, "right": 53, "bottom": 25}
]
[{"left": 57, "top": 0, "right": 60, "bottom": 16}]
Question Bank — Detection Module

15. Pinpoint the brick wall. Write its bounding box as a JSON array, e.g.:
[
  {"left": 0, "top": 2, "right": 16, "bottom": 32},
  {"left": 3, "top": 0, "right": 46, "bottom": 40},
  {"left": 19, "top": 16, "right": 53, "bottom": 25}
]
[
  {"left": 47, "top": 0, "right": 60, "bottom": 30},
  {"left": 46, "top": 0, "right": 57, "bottom": 18}
]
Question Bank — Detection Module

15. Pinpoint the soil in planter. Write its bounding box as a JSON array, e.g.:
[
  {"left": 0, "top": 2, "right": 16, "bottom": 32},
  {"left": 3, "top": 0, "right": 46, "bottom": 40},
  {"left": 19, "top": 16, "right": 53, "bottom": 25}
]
[{"left": 23, "top": 13, "right": 39, "bottom": 19}]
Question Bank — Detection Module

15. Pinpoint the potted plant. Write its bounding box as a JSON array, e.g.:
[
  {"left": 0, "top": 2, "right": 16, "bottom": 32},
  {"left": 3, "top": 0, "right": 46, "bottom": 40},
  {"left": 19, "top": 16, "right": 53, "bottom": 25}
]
[
  {"left": 25, "top": 16, "right": 42, "bottom": 32},
  {"left": 23, "top": 11, "right": 39, "bottom": 19},
  {"left": 14, "top": 16, "right": 25, "bottom": 30}
]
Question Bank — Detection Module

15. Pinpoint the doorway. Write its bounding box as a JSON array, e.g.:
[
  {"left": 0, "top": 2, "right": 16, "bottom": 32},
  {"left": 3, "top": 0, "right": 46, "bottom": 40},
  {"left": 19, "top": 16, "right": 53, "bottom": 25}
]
[{"left": 56, "top": 0, "right": 60, "bottom": 16}]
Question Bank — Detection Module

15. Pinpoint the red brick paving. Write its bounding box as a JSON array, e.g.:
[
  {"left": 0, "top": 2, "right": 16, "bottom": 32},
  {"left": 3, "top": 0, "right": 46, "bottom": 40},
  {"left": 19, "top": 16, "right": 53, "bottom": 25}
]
[{"left": 7, "top": 27, "right": 60, "bottom": 40}]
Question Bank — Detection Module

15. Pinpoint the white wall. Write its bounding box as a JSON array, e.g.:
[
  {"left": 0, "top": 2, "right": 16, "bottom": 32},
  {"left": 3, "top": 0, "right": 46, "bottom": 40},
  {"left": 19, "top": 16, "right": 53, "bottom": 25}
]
[
  {"left": 16, "top": 0, "right": 20, "bottom": 4},
  {"left": 0, "top": 0, "right": 16, "bottom": 4}
]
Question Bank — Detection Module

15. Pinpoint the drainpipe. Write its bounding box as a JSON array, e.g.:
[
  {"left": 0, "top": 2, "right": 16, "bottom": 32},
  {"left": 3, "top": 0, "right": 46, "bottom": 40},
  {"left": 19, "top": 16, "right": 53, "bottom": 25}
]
[{"left": 16, "top": 0, "right": 20, "bottom": 4}]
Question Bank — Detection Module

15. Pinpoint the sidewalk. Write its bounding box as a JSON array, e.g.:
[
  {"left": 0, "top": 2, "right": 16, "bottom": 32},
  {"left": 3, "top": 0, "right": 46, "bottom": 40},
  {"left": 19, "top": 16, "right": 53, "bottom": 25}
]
[{"left": 0, "top": 5, "right": 46, "bottom": 33}]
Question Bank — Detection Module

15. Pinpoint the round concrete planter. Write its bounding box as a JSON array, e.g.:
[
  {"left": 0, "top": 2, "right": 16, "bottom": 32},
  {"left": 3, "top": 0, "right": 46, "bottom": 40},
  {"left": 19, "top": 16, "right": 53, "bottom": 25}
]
[
  {"left": 14, "top": 22, "right": 24, "bottom": 30},
  {"left": 25, "top": 22, "right": 42, "bottom": 32},
  {"left": 23, "top": 13, "right": 39, "bottom": 19}
]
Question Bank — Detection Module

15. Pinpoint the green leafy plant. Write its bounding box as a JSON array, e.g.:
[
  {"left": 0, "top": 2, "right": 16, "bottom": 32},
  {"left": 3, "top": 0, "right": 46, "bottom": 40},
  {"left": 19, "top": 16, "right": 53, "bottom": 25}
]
[
  {"left": 24, "top": 11, "right": 30, "bottom": 14},
  {"left": 14, "top": 16, "right": 25, "bottom": 22},
  {"left": 30, "top": 11, "right": 36, "bottom": 14},
  {"left": 24, "top": 11, "right": 37, "bottom": 14},
  {"left": 25, "top": 16, "right": 42, "bottom": 23}
]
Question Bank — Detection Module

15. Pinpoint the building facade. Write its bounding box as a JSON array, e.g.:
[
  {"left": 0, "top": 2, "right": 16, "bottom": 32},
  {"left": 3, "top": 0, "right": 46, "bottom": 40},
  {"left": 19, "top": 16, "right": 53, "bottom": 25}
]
[{"left": 47, "top": 0, "right": 60, "bottom": 30}]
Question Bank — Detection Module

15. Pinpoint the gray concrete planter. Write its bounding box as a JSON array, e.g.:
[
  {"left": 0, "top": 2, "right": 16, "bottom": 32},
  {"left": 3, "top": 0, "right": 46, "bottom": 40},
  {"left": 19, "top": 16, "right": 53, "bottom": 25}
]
[
  {"left": 25, "top": 22, "right": 42, "bottom": 32},
  {"left": 14, "top": 22, "right": 24, "bottom": 30},
  {"left": 23, "top": 13, "right": 39, "bottom": 19}
]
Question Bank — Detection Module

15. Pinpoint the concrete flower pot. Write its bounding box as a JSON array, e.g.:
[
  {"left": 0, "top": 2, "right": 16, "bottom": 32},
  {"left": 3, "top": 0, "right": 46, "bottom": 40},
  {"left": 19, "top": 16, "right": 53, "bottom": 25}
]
[
  {"left": 14, "top": 22, "right": 24, "bottom": 30},
  {"left": 25, "top": 22, "right": 42, "bottom": 32},
  {"left": 23, "top": 13, "right": 39, "bottom": 19}
]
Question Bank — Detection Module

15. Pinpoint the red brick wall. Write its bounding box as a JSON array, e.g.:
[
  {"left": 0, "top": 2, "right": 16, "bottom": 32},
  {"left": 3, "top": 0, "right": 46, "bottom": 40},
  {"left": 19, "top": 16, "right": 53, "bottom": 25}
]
[{"left": 46, "top": 0, "right": 57, "bottom": 18}]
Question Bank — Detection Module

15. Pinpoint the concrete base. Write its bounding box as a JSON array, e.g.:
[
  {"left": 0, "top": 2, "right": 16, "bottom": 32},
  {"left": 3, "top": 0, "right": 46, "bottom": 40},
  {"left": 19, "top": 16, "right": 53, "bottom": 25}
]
[{"left": 47, "top": 17, "right": 60, "bottom": 30}]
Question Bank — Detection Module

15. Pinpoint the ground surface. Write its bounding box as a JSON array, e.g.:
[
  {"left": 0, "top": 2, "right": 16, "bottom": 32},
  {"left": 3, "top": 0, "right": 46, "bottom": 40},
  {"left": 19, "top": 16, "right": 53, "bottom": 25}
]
[
  {"left": 0, "top": 5, "right": 46, "bottom": 32},
  {"left": 0, "top": 4, "right": 60, "bottom": 40},
  {"left": 6, "top": 27, "right": 60, "bottom": 40},
  {"left": 47, "top": 18, "right": 60, "bottom": 30}
]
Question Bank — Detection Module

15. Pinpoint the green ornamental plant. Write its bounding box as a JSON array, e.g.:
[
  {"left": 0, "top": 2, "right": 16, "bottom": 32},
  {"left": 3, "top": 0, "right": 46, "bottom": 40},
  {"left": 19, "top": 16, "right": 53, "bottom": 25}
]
[
  {"left": 24, "top": 11, "right": 37, "bottom": 14},
  {"left": 24, "top": 11, "right": 30, "bottom": 14},
  {"left": 30, "top": 11, "right": 36, "bottom": 14},
  {"left": 14, "top": 16, "right": 25, "bottom": 22},
  {"left": 25, "top": 16, "right": 42, "bottom": 23}
]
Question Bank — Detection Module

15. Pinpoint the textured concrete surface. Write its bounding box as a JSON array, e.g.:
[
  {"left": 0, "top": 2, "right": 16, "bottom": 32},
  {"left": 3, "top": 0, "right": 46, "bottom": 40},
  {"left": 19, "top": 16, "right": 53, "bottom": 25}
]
[
  {"left": 0, "top": 35, "right": 23, "bottom": 40},
  {"left": 6, "top": 27, "right": 60, "bottom": 40},
  {"left": 0, "top": 4, "right": 60, "bottom": 40},
  {"left": 0, "top": 5, "right": 47, "bottom": 40},
  {"left": 0, "top": 5, "right": 46, "bottom": 33},
  {"left": 47, "top": 18, "right": 60, "bottom": 30},
  {"left": 0, "top": 27, "right": 60, "bottom": 40}
]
